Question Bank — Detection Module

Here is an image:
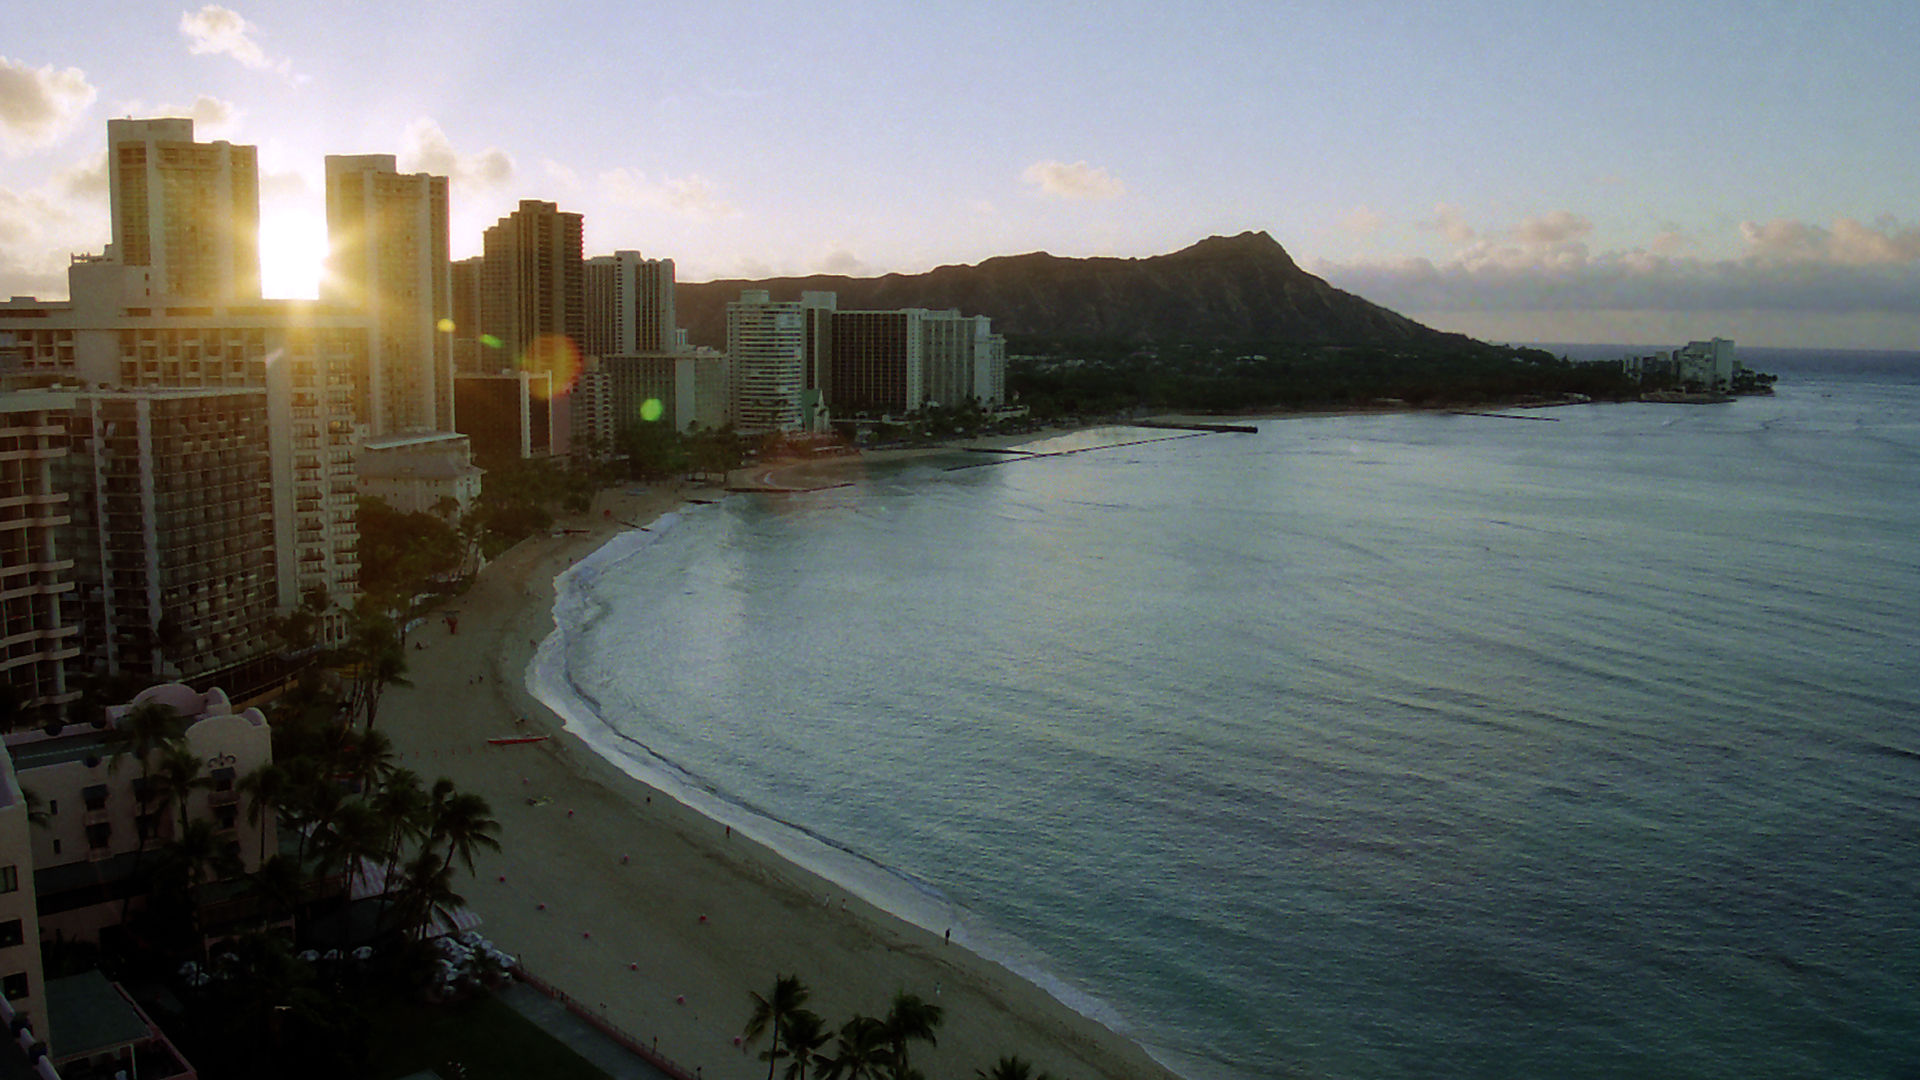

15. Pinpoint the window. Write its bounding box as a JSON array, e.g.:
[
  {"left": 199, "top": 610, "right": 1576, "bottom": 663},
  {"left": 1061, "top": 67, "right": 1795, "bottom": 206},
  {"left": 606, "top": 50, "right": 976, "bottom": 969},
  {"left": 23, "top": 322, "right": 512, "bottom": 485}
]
[
  {"left": 1, "top": 973, "right": 26, "bottom": 1001},
  {"left": 215, "top": 806, "right": 237, "bottom": 831},
  {"left": 85, "top": 823, "right": 110, "bottom": 850},
  {"left": 0, "top": 866, "right": 16, "bottom": 894},
  {"left": 0, "top": 921, "right": 20, "bottom": 949}
]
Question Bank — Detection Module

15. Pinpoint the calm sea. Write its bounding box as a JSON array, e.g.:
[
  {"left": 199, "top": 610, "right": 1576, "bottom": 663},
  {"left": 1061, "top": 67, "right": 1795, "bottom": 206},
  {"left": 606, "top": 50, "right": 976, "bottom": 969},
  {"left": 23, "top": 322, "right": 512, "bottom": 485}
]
[{"left": 534, "top": 347, "right": 1920, "bottom": 1080}]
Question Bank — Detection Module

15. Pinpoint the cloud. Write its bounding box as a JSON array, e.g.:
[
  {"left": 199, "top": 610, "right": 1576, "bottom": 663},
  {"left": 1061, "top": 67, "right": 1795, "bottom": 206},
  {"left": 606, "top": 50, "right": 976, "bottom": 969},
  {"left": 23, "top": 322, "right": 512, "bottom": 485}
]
[
  {"left": 117, "top": 94, "right": 244, "bottom": 136},
  {"left": 816, "top": 248, "right": 870, "bottom": 276},
  {"left": 0, "top": 57, "right": 96, "bottom": 156},
  {"left": 179, "top": 6, "right": 296, "bottom": 78},
  {"left": 400, "top": 118, "right": 513, "bottom": 188},
  {"left": 542, "top": 159, "right": 579, "bottom": 188},
  {"left": 1511, "top": 210, "right": 1593, "bottom": 246},
  {"left": 1021, "top": 160, "right": 1125, "bottom": 201},
  {"left": 1417, "top": 203, "right": 1476, "bottom": 245},
  {"left": 1740, "top": 216, "right": 1920, "bottom": 266},
  {"left": 599, "top": 167, "right": 737, "bottom": 219},
  {"left": 1339, "top": 204, "right": 1382, "bottom": 234},
  {"left": 57, "top": 152, "right": 107, "bottom": 199},
  {"left": 1313, "top": 217, "right": 1920, "bottom": 319},
  {"left": 0, "top": 184, "right": 97, "bottom": 297}
]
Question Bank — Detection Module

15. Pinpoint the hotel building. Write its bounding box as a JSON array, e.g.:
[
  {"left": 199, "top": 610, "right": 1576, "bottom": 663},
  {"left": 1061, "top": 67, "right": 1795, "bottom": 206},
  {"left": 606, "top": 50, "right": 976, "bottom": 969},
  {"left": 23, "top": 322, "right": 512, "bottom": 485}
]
[
  {"left": 0, "top": 391, "right": 79, "bottom": 732},
  {"left": 324, "top": 154, "right": 455, "bottom": 436},
  {"left": 107, "top": 118, "right": 260, "bottom": 304}
]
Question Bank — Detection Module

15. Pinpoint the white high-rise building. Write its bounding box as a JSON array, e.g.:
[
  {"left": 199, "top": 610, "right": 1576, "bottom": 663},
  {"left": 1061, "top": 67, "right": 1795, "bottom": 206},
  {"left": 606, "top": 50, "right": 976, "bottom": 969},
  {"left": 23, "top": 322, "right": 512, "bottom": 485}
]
[
  {"left": 584, "top": 251, "right": 677, "bottom": 357},
  {"left": 325, "top": 154, "right": 454, "bottom": 435},
  {"left": 726, "top": 290, "right": 812, "bottom": 434},
  {"left": 106, "top": 118, "right": 260, "bottom": 303}
]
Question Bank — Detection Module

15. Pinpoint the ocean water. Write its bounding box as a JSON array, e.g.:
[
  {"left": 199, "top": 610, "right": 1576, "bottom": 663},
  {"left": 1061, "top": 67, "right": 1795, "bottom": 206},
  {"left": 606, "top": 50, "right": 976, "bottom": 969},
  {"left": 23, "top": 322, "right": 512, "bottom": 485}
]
[{"left": 533, "top": 349, "right": 1920, "bottom": 1080}]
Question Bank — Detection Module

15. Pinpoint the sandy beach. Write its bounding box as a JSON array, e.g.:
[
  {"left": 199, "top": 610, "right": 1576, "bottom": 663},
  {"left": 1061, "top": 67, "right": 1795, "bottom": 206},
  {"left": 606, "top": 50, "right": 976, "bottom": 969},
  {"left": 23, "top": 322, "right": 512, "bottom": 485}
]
[{"left": 378, "top": 461, "right": 1182, "bottom": 1080}]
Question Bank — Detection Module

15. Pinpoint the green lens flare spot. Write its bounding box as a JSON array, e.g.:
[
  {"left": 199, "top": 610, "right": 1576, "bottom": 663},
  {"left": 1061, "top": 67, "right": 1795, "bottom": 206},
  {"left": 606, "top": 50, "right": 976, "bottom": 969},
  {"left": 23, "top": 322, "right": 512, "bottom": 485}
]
[{"left": 639, "top": 398, "right": 664, "bottom": 422}]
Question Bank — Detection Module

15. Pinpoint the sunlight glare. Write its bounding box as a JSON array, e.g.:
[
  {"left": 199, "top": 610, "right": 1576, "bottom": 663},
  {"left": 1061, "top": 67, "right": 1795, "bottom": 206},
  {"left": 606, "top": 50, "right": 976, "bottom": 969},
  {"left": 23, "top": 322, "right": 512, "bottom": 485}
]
[{"left": 258, "top": 212, "right": 328, "bottom": 300}]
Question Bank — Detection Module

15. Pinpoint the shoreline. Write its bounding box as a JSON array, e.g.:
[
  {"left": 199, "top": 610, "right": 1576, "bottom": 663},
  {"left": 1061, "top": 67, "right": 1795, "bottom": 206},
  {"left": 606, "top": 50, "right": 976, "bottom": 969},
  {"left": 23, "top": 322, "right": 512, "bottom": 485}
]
[{"left": 379, "top": 469, "right": 1183, "bottom": 1080}]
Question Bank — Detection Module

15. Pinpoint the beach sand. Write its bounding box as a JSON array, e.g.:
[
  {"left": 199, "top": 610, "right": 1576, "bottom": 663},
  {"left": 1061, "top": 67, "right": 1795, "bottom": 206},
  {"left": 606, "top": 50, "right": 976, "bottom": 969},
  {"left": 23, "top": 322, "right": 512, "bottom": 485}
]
[{"left": 378, "top": 466, "right": 1182, "bottom": 1080}]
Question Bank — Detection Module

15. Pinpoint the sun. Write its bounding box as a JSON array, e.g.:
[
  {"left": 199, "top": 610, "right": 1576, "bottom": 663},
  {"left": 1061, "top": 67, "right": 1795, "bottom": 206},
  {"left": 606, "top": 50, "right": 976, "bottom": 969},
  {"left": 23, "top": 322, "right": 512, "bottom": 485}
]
[{"left": 257, "top": 207, "right": 329, "bottom": 300}]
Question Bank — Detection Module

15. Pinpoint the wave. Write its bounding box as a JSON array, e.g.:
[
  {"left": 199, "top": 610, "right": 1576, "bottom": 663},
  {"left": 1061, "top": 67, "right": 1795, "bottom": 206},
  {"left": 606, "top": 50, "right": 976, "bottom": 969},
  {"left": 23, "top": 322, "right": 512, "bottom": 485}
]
[{"left": 524, "top": 502, "right": 1160, "bottom": 1066}]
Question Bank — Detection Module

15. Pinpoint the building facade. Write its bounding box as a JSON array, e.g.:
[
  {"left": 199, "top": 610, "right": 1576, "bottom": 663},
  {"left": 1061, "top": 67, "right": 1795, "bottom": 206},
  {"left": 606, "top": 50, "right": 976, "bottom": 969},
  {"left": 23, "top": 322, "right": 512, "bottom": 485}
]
[
  {"left": 480, "top": 201, "right": 584, "bottom": 372},
  {"left": 107, "top": 118, "right": 260, "bottom": 304},
  {"left": 355, "top": 432, "right": 483, "bottom": 516},
  {"left": 324, "top": 155, "right": 454, "bottom": 435},
  {"left": 584, "top": 252, "right": 677, "bottom": 357},
  {"left": 61, "top": 389, "right": 279, "bottom": 686},
  {"left": 0, "top": 391, "right": 80, "bottom": 732}
]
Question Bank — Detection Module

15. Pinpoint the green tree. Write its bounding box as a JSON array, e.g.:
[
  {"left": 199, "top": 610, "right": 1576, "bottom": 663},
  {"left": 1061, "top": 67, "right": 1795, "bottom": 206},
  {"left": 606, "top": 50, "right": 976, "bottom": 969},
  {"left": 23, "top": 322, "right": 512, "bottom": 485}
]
[
  {"left": 821, "top": 1015, "right": 890, "bottom": 1080},
  {"left": 237, "top": 762, "right": 289, "bottom": 865},
  {"left": 744, "top": 974, "right": 814, "bottom": 1080},
  {"left": 394, "top": 848, "right": 465, "bottom": 940},
  {"left": 881, "top": 991, "right": 945, "bottom": 1080},
  {"left": 153, "top": 740, "right": 210, "bottom": 832},
  {"left": 780, "top": 1008, "right": 832, "bottom": 1080},
  {"left": 974, "top": 1056, "right": 1053, "bottom": 1080},
  {"left": 429, "top": 790, "right": 502, "bottom": 877}
]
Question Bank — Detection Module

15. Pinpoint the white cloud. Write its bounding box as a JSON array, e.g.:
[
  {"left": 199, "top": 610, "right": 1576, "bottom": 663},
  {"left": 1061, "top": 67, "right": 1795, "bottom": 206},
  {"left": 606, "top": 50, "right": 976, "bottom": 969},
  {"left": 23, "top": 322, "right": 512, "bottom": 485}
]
[
  {"left": 542, "top": 159, "right": 580, "bottom": 188},
  {"left": 816, "top": 248, "right": 870, "bottom": 276},
  {"left": 117, "top": 94, "right": 244, "bottom": 137},
  {"left": 1511, "top": 210, "right": 1593, "bottom": 246},
  {"left": 1739, "top": 216, "right": 1920, "bottom": 266},
  {"left": 0, "top": 183, "right": 98, "bottom": 297},
  {"left": 179, "top": 6, "right": 296, "bottom": 78},
  {"left": 1021, "top": 160, "right": 1125, "bottom": 201},
  {"left": 400, "top": 118, "right": 513, "bottom": 188},
  {"left": 1313, "top": 216, "right": 1920, "bottom": 320},
  {"left": 599, "top": 167, "right": 737, "bottom": 219},
  {"left": 57, "top": 152, "right": 107, "bottom": 199},
  {"left": 1416, "top": 203, "right": 1476, "bottom": 245},
  {"left": 1339, "top": 204, "right": 1383, "bottom": 234},
  {"left": 0, "top": 57, "right": 96, "bottom": 156}
]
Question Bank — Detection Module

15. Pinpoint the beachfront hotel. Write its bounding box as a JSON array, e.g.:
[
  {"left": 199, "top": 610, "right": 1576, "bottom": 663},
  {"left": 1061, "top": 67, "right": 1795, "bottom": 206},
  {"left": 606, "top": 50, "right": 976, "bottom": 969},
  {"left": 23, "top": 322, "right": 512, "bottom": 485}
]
[
  {"left": 324, "top": 154, "right": 456, "bottom": 437},
  {"left": 0, "top": 681, "right": 274, "bottom": 1077}
]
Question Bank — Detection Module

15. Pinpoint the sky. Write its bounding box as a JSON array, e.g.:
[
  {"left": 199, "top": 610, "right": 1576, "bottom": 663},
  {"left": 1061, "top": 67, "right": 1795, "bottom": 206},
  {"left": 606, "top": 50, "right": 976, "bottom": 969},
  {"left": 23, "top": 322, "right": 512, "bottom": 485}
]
[{"left": 3, "top": 1, "right": 1916, "bottom": 349}]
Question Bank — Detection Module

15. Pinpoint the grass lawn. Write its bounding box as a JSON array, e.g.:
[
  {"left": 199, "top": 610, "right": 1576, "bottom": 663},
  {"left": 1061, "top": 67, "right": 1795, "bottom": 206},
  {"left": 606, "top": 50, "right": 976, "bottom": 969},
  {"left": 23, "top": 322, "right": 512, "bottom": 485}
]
[{"left": 367, "top": 989, "right": 613, "bottom": 1080}]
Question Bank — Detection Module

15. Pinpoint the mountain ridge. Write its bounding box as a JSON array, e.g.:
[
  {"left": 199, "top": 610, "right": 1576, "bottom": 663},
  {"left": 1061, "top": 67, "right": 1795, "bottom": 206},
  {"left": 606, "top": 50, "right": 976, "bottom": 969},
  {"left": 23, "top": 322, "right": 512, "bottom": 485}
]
[{"left": 672, "top": 231, "right": 1470, "bottom": 350}]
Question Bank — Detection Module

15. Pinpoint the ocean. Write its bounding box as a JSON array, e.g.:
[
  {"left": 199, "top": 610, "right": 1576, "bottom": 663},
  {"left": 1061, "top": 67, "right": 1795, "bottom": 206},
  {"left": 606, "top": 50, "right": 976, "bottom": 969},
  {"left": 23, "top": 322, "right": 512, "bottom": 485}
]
[{"left": 532, "top": 347, "right": 1920, "bottom": 1080}]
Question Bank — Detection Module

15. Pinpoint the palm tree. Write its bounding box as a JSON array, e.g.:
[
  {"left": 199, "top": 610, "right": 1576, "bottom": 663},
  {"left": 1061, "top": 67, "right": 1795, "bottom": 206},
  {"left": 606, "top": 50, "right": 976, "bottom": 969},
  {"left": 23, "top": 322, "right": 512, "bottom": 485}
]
[
  {"left": 244, "top": 853, "right": 305, "bottom": 935},
  {"left": 974, "top": 1057, "right": 1052, "bottom": 1080},
  {"left": 157, "top": 817, "right": 244, "bottom": 959},
  {"left": 105, "top": 700, "right": 186, "bottom": 776},
  {"left": 429, "top": 790, "right": 501, "bottom": 877},
  {"left": 154, "top": 740, "right": 210, "bottom": 832},
  {"left": 237, "top": 762, "right": 289, "bottom": 865},
  {"left": 341, "top": 728, "right": 396, "bottom": 794},
  {"left": 881, "top": 991, "right": 945, "bottom": 1080},
  {"left": 342, "top": 613, "right": 410, "bottom": 733},
  {"left": 744, "top": 974, "right": 813, "bottom": 1080},
  {"left": 370, "top": 769, "right": 431, "bottom": 922},
  {"left": 820, "top": 1015, "right": 889, "bottom": 1080},
  {"left": 780, "top": 1008, "right": 832, "bottom": 1080},
  {"left": 394, "top": 848, "right": 465, "bottom": 941},
  {"left": 313, "top": 800, "right": 385, "bottom": 901}
]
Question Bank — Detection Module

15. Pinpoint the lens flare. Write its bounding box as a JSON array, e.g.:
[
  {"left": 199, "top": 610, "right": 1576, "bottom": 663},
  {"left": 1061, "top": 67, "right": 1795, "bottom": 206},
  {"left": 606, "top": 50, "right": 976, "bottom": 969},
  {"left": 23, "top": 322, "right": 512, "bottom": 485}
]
[
  {"left": 522, "top": 334, "right": 583, "bottom": 397},
  {"left": 639, "top": 398, "right": 664, "bottom": 422},
  {"left": 436, "top": 317, "right": 456, "bottom": 333},
  {"left": 479, "top": 333, "right": 503, "bottom": 350}
]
